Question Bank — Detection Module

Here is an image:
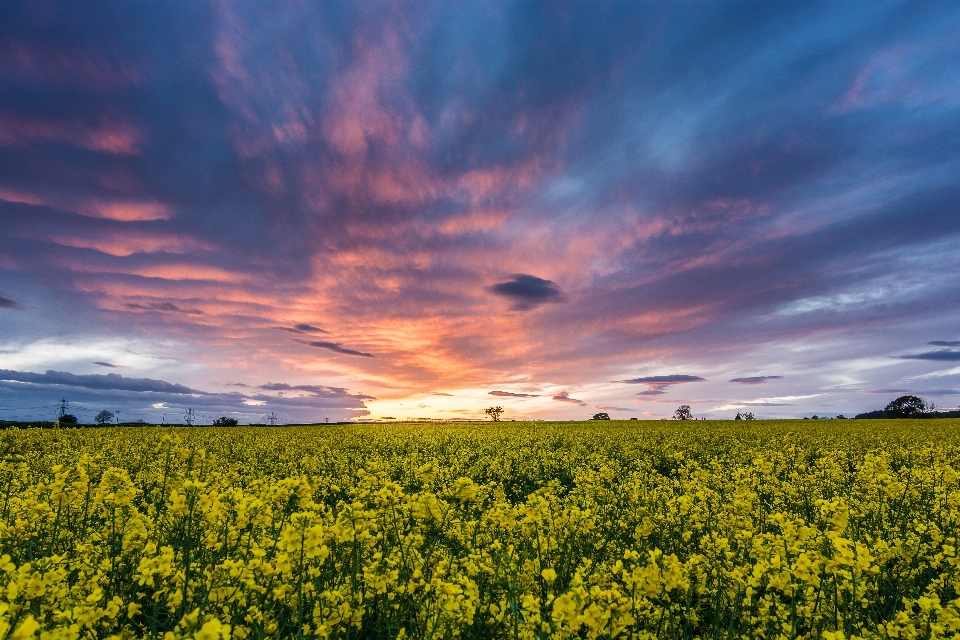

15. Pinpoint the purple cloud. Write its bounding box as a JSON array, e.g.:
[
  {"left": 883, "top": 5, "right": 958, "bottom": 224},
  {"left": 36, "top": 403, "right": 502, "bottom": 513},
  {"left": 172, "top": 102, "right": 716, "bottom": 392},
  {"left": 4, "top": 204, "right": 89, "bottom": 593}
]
[
  {"left": 0, "top": 369, "right": 201, "bottom": 394},
  {"left": 730, "top": 376, "right": 783, "bottom": 385},
  {"left": 553, "top": 391, "right": 587, "bottom": 406},
  {"left": 619, "top": 375, "right": 707, "bottom": 396},
  {"left": 294, "top": 339, "right": 375, "bottom": 358}
]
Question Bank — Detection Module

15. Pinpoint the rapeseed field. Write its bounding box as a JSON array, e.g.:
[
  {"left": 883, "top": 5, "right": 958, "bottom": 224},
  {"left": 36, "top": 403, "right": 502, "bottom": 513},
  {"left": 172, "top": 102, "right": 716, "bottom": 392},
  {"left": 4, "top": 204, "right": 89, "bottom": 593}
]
[{"left": 1, "top": 420, "right": 959, "bottom": 639}]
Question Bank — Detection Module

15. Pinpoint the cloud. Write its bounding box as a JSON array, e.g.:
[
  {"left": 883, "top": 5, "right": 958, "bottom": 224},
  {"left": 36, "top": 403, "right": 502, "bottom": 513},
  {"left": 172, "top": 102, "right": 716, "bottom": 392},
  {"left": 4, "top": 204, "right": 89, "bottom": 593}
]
[
  {"left": 278, "top": 323, "right": 329, "bottom": 334},
  {"left": 0, "top": 369, "right": 201, "bottom": 394},
  {"left": 865, "top": 388, "right": 960, "bottom": 396},
  {"left": 593, "top": 405, "right": 631, "bottom": 411},
  {"left": 490, "top": 275, "right": 563, "bottom": 310},
  {"left": 294, "top": 339, "right": 375, "bottom": 358},
  {"left": 898, "top": 350, "right": 960, "bottom": 361},
  {"left": 929, "top": 341, "right": 960, "bottom": 347},
  {"left": 124, "top": 302, "right": 204, "bottom": 315},
  {"left": 92, "top": 361, "right": 119, "bottom": 368},
  {"left": 553, "top": 391, "right": 587, "bottom": 406},
  {"left": 619, "top": 375, "right": 707, "bottom": 396},
  {"left": 730, "top": 376, "right": 783, "bottom": 385},
  {"left": 0, "top": 294, "right": 19, "bottom": 309},
  {"left": 489, "top": 390, "right": 538, "bottom": 398},
  {"left": 259, "top": 382, "right": 374, "bottom": 400}
]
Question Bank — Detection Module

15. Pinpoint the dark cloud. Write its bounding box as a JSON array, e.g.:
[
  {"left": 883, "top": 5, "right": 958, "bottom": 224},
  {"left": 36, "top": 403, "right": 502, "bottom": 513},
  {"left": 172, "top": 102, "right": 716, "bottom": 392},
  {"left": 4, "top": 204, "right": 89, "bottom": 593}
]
[
  {"left": 730, "top": 376, "right": 783, "bottom": 385},
  {"left": 489, "top": 390, "right": 538, "bottom": 398},
  {"left": 279, "top": 324, "right": 329, "bottom": 334},
  {"left": 898, "top": 350, "right": 960, "bottom": 361},
  {"left": 124, "top": 303, "right": 204, "bottom": 315},
  {"left": 619, "top": 375, "right": 707, "bottom": 396},
  {"left": 259, "top": 382, "right": 374, "bottom": 400},
  {"left": 294, "top": 323, "right": 328, "bottom": 333},
  {"left": 92, "top": 361, "right": 119, "bottom": 368},
  {"left": 294, "top": 339, "right": 375, "bottom": 358},
  {"left": 0, "top": 295, "right": 18, "bottom": 309},
  {"left": 865, "top": 388, "right": 960, "bottom": 396},
  {"left": 930, "top": 341, "right": 960, "bottom": 347},
  {"left": 490, "top": 275, "right": 563, "bottom": 310},
  {"left": 0, "top": 369, "right": 201, "bottom": 394},
  {"left": 553, "top": 391, "right": 586, "bottom": 406},
  {"left": 594, "top": 405, "right": 630, "bottom": 411}
]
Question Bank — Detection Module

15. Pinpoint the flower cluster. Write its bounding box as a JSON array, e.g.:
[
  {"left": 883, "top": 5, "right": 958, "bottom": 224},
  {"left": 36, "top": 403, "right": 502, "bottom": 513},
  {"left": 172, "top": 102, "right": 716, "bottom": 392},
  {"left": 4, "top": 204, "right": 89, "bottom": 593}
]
[{"left": 1, "top": 419, "right": 960, "bottom": 638}]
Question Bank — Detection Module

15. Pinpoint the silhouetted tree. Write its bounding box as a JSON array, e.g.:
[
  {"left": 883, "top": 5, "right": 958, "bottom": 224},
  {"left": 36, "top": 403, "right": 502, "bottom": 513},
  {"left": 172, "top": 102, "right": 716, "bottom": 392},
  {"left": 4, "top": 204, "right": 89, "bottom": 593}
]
[
  {"left": 484, "top": 406, "right": 504, "bottom": 422},
  {"left": 885, "top": 395, "right": 930, "bottom": 418},
  {"left": 735, "top": 411, "right": 756, "bottom": 420},
  {"left": 212, "top": 416, "right": 239, "bottom": 426},
  {"left": 95, "top": 410, "right": 114, "bottom": 425},
  {"left": 673, "top": 405, "right": 693, "bottom": 420},
  {"left": 591, "top": 412, "right": 611, "bottom": 420},
  {"left": 57, "top": 414, "right": 78, "bottom": 425}
]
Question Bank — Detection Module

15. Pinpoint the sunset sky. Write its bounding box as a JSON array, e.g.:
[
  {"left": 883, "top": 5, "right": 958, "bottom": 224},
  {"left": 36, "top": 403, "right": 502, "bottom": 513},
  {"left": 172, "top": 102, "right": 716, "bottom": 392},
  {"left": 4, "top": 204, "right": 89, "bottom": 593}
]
[{"left": 2, "top": 1, "right": 960, "bottom": 424}]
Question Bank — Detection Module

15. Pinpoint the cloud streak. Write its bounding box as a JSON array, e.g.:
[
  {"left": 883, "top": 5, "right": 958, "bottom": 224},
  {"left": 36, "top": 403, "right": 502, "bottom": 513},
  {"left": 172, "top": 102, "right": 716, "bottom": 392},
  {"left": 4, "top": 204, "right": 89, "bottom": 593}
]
[
  {"left": 730, "top": 376, "right": 783, "bottom": 385},
  {"left": 619, "top": 375, "right": 707, "bottom": 396},
  {"left": 295, "top": 340, "right": 375, "bottom": 358},
  {"left": 489, "top": 390, "right": 538, "bottom": 398},
  {"left": 0, "top": 369, "right": 201, "bottom": 394}
]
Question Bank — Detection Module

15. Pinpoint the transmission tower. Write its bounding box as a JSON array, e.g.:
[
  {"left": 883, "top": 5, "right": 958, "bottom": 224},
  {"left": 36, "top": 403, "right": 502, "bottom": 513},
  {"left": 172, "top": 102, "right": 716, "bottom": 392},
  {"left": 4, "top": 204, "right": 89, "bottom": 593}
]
[
  {"left": 268, "top": 412, "right": 278, "bottom": 426},
  {"left": 56, "top": 398, "right": 69, "bottom": 420},
  {"left": 184, "top": 408, "right": 195, "bottom": 426}
]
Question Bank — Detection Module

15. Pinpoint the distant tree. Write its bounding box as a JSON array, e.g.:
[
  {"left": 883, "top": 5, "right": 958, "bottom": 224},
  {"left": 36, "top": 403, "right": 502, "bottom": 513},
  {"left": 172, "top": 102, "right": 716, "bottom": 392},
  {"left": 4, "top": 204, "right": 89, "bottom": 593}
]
[
  {"left": 95, "top": 410, "right": 114, "bottom": 425},
  {"left": 484, "top": 406, "right": 504, "bottom": 422},
  {"left": 884, "top": 395, "right": 929, "bottom": 418},
  {"left": 591, "top": 412, "right": 611, "bottom": 420},
  {"left": 212, "top": 416, "right": 239, "bottom": 427},
  {"left": 58, "top": 414, "right": 78, "bottom": 425},
  {"left": 836, "top": 415, "right": 847, "bottom": 419},
  {"left": 673, "top": 405, "right": 693, "bottom": 420}
]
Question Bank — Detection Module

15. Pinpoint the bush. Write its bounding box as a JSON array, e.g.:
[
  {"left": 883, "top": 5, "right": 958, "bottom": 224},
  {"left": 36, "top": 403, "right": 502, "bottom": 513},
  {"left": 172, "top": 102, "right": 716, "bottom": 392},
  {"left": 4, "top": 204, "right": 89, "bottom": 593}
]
[
  {"left": 591, "top": 412, "right": 611, "bottom": 420},
  {"left": 212, "top": 416, "right": 239, "bottom": 427}
]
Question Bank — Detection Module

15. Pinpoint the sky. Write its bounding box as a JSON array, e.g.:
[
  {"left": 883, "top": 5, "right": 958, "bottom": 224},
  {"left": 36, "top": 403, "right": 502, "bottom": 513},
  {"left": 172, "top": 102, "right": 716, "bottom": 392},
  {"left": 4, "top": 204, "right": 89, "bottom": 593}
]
[{"left": 2, "top": 1, "right": 960, "bottom": 424}]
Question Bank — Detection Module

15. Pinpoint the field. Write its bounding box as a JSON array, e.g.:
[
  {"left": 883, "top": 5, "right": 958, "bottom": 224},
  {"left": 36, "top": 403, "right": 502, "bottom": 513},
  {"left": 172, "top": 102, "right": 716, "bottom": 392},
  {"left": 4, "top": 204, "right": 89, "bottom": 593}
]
[{"left": 2, "top": 420, "right": 960, "bottom": 639}]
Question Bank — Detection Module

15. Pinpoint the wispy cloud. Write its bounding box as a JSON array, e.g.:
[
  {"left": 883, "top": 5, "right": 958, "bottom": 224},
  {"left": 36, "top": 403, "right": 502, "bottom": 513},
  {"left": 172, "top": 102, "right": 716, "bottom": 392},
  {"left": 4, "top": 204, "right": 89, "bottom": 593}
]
[
  {"left": 0, "top": 295, "right": 19, "bottom": 309},
  {"left": 278, "top": 323, "right": 329, "bottom": 334},
  {"left": 619, "top": 375, "right": 707, "bottom": 396},
  {"left": 124, "top": 302, "right": 204, "bottom": 315},
  {"left": 898, "top": 350, "right": 960, "bottom": 361},
  {"left": 489, "top": 390, "right": 538, "bottom": 398},
  {"left": 92, "top": 361, "right": 119, "bottom": 368},
  {"left": 730, "top": 376, "right": 783, "bottom": 385},
  {"left": 294, "top": 340, "right": 375, "bottom": 358}
]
